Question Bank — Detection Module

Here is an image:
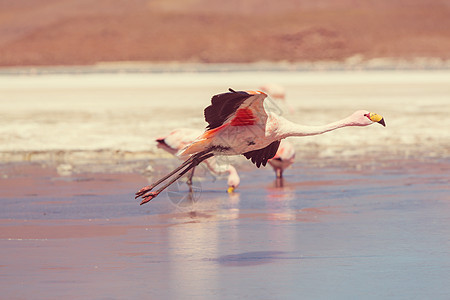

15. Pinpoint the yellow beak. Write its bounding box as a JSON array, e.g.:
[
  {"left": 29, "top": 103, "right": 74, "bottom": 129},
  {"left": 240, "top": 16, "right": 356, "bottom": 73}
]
[
  {"left": 369, "top": 113, "right": 386, "bottom": 127},
  {"left": 227, "top": 186, "right": 235, "bottom": 194}
]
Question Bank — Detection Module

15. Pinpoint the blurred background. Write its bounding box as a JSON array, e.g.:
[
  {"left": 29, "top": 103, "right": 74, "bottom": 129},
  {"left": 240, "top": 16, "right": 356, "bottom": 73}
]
[{"left": 1, "top": 0, "right": 450, "bottom": 67}]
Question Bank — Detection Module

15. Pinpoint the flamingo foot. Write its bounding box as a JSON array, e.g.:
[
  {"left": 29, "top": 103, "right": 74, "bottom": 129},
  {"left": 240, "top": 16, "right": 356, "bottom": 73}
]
[
  {"left": 135, "top": 185, "right": 155, "bottom": 199},
  {"left": 140, "top": 192, "right": 158, "bottom": 205}
]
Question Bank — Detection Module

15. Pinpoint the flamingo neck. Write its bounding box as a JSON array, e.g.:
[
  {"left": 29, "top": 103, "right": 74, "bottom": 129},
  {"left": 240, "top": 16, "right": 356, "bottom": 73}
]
[
  {"left": 227, "top": 165, "right": 238, "bottom": 177},
  {"left": 281, "top": 116, "right": 353, "bottom": 138}
]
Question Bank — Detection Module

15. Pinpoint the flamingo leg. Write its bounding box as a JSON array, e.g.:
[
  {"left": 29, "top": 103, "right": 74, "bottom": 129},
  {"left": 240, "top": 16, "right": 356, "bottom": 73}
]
[
  {"left": 186, "top": 167, "right": 195, "bottom": 187},
  {"left": 186, "top": 167, "right": 195, "bottom": 195},
  {"left": 135, "top": 150, "right": 208, "bottom": 199},
  {"left": 139, "top": 152, "right": 214, "bottom": 205},
  {"left": 276, "top": 169, "right": 283, "bottom": 179}
]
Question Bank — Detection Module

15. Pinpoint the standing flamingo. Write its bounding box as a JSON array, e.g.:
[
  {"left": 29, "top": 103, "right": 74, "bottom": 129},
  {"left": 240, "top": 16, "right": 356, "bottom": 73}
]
[
  {"left": 259, "top": 83, "right": 286, "bottom": 101},
  {"left": 267, "top": 140, "right": 295, "bottom": 179},
  {"left": 259, "top": 84, "right": 296, "bottom": 179},
  {"left": 136, "top": 88, "right": 385, "bottom": 205},
  {"left": 259, "top": 83, "right": 294, "bottom": 114},
  {"left": 156, "top": 128, "right": 240, "bottom": 193}
]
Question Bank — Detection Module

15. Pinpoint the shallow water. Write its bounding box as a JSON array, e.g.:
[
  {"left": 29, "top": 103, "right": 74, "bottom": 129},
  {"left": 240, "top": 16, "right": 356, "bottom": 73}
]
[{"left": 1, "top": 158, "right": 449, "bottom": 299}]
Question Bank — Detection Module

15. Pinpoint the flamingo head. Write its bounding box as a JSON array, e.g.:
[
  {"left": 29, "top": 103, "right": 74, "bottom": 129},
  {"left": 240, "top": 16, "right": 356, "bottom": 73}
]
[
  {"left": 227, "top": 165, "right": 240, "bottom": 194},
  {"left": 351, "top": 110, "right": 386, "bottom": 127}
]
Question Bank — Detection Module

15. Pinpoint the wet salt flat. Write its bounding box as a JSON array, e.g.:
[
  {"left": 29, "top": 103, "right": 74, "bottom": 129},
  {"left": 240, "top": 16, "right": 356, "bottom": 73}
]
[
  {"left": 0, "top": 68, "right": 449, "bottom": 299},
  {"left": 1, "top": 69, "right": 449, "bottom": 159}
]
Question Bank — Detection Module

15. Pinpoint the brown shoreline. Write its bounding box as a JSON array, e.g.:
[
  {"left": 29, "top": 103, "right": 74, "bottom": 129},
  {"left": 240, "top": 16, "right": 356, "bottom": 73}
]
[{"left": 1, "top": 0, "right": 450, "bottom": 67}]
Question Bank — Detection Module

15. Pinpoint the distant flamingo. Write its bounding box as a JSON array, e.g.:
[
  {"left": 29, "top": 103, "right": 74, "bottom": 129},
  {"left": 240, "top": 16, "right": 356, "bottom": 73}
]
[
  {"left": 136, "top": 88, "right": 385, "bottom": 205},
  {"left": 259, "top": 83, "right": 286, "bottom": 100},
  {"left": 259, "top": 84, "right": 296, "bottom": 179},
  {"left": 156, "top": 128, "right": 240, "bottom": 193},
  {"left": 267, "top": 140, "right": 295, "bottom": 179},
  {"left": 259, "top": 83, "right": 294, "bottom": 114}
]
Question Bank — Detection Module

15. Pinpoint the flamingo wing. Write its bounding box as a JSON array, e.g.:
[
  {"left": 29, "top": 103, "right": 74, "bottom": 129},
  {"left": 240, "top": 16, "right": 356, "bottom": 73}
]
[
  {"left": 204, "top": 88, "right": 278, "bottom": 167},
  {"left": 204, "top": 88, "right": 269, "bottom": 130},
  {"left": 243, "top": 140, "right": 281, "bottom": 168}
]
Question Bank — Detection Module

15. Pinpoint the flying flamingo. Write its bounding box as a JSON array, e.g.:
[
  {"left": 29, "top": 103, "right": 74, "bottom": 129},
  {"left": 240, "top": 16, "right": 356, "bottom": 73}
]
[
  {"left": 156, "top": 128, "right": 240, "bottom": 193},
  {"left": 136, "top": 88, "right": 385, "bottom": 205},
  {"left": 267, "top": 140, "right": 295, "bottom": 179}
]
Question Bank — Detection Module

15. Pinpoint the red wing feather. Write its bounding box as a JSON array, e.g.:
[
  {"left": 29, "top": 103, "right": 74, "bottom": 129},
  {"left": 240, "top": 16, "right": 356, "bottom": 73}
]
[
  {"left": 230, "top": 108, "right": 256, "bottom": 126},
  {"left": 204, "top": 89, "right": 268, "bottom": 129},
  {"left": 204, "top": 89, "right": 251, "bottom": 130}
]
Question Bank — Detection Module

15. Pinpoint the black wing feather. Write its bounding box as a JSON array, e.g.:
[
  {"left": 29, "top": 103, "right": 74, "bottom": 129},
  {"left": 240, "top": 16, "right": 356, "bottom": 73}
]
[
  {"left": 243, "top": 140, "right": 281, "bottom": 168},
  {"left": 204, "top": 88, "right": 251, "bottom": 130}
]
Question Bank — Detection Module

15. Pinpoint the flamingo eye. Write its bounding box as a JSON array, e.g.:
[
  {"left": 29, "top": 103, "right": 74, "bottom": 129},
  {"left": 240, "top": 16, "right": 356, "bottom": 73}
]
[{"left": 364, "top": 113, "right": 371, "bottom": 119}]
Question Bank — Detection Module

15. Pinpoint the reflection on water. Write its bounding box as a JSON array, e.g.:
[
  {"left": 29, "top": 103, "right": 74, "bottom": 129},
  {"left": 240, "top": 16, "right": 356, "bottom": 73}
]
[
  {"left": 167, "top": 210, "right": 220, "bottom": 299},
  {"left": 266, "top": 178, "right": 296, "bottom": 199},
  {"left": 216, "top": 251, "right": 288, "bottom": 267},
  {"left": 2, "top": 158, "right": 449, "bottom": 299},
  {"left": 264, "top": 179, "right": 297, "bottom": 221},
  {"left": 275, "top": 177, "right": 284, "bottom": 188}
]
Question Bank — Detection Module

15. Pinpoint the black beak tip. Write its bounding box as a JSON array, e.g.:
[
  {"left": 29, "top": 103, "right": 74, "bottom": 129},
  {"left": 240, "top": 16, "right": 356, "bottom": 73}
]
[{"left": 378, "top": 118, "right": 386, "bottom": 127}]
